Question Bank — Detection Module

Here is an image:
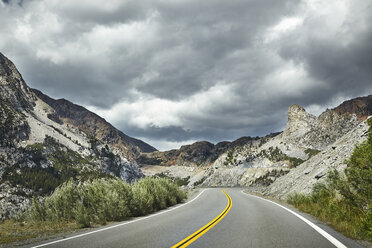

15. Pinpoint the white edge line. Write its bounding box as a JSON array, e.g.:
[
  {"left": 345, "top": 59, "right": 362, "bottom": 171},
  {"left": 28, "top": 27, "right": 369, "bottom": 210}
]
[
  {"left": 31, "top": 189, "right": 208, "bottom": 248},
  {"left": 240, "top": 190, "right": 347, "bottom": 248}
]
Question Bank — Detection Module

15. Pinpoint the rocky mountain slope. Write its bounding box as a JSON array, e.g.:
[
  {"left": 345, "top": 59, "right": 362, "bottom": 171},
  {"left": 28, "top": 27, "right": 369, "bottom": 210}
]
[
  {"left": 198, "top": 104, "right": 360, "bottom": 187},
  {"left": 262, "top": 120, "right": 369, "bottom": 199},
  {"left": 0, "top": 52, "right": 153, "bottom": 218},
  {"left": 333, "top": 94, "right": 372, "bottom": 121},
  {"left": 141, "top": 101, "right": 364, "bottom": 189},
  {"left": 32, "top": 89, "right": 156, "bottom": 158}
]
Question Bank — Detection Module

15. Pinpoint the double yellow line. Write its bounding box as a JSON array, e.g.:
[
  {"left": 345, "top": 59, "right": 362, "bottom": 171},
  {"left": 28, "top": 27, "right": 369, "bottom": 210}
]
[{"left": 170, "top": 190, "right": 232, "bottom": 248}]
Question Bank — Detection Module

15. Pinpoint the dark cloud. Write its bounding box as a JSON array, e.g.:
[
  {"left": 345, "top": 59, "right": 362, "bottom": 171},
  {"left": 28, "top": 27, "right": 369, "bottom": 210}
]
[
  {"left": 1, "top": 0, "right": 372, "bottom": 150},
  {"left": 275, "top": 1, "right": 372, "bottom": 107}
]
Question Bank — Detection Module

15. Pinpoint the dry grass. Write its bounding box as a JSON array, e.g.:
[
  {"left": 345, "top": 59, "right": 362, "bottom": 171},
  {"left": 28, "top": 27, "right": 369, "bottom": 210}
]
[{"left": 0, "top": 219, "right": 76, "bottom": 245}]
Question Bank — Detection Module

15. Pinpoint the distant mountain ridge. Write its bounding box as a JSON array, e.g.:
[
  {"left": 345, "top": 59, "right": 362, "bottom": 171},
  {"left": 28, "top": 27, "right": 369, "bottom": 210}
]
[
  {"left": 141, "top": 95, "right": 368, "bottom": 190},
  {"left": 137, "top": 136, "right": 269, "bottom": 167},
  {"left": 333, "top": 94, "right": 372, "bottom": 121}
]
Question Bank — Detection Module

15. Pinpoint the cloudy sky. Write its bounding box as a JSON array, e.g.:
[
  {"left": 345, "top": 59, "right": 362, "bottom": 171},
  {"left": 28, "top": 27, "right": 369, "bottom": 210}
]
[{"left": 1, "top": 0, "right": 372, "bottom": 150}]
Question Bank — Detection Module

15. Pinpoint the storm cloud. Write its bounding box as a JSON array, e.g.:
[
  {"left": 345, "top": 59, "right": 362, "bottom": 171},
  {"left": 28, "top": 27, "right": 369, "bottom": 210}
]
[{"left": 1, "top": 0, "right": 371, "bottom": 150}]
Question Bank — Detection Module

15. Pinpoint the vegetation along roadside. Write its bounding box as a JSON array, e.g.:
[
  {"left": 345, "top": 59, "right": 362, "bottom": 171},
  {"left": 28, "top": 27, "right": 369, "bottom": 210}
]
[
  {"left": 0, "top": 177, "right": 186, "bottom": 245},
  {"left": 287, "top": 118, "right": 372, "bottom": 241}
]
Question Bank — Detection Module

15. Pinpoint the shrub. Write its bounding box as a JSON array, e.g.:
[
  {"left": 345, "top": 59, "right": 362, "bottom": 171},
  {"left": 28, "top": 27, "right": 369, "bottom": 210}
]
[
  {"left": 304, "top": 148, "right": 320, "bottom": 158},
  {"left": 26, "top": 177, "right": 186, "bottom": 227}
]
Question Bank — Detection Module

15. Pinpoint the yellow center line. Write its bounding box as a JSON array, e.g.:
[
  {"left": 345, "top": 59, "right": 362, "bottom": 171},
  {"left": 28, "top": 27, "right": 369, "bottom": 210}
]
[{"left": 170, "top": 190, "right": 232, "bottom": 248}]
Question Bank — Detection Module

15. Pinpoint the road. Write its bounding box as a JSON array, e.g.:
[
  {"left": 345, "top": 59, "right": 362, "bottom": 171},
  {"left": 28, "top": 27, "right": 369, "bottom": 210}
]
[{"left": 25, "top": 188, "right": 364, "bottom": 248}]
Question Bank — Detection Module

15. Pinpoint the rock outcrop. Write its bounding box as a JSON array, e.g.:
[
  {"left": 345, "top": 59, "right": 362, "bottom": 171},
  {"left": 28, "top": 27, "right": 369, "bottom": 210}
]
[{"left": 281, "top": 104, "right": 359, "bottom": 150}]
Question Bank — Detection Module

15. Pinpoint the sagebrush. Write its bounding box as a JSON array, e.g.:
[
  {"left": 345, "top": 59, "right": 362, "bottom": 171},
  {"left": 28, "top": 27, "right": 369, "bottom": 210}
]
[{"left": 27, "top": 177, "right": 186, "bottom": 227}]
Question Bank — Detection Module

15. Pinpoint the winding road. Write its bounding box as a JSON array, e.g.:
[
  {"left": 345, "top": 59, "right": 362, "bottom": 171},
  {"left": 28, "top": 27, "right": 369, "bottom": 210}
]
[{"left": 25, "top": 189, "right": 364, "bottom": 248}]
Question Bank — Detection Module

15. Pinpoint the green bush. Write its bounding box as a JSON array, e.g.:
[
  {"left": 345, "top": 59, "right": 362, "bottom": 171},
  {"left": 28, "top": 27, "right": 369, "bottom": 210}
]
[
  {"left": 287, "top": 119, "right": 372, "bottom": 241},
  {"left": 304, "top": 148, "right": 320, "bottom": 158},
  {"left": 27, "top": 177, "right": 186, "bottom": 228}
]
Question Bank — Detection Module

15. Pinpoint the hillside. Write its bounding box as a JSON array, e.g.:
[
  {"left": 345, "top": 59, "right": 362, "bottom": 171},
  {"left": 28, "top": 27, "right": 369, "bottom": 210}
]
[
  {"left": 141, "top": 102, "right": 362, "bottom": 188},
  {"left": 32, "top": 89, "right": 157, "bottom": 158},
  {"left": 0, "top": 52, "right": 155, "bottom": 219},
  {"left": 263, "top": 120, "right": 369, "bottom": 199},
  {"left": 199, "top": 104, "right": 362, "bottom": 187}
]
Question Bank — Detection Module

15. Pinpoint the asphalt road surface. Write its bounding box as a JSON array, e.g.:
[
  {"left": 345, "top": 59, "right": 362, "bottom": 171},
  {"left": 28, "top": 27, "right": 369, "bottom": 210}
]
[{"left": 25, "top": 188, "right": 364, "bottom": 248}]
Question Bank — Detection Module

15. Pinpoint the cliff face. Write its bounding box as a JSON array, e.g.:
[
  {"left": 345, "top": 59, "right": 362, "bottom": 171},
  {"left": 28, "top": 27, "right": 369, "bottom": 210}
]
[
  {"left": 332, "top": 94, "right": 372, "bottom": 121},
  {"left": 0, "top": 53, "right": 36, "bottom": 111},
  {"left": 0, "top": 52, "right": 151, "bottom": 218},
  {"left": 0, "top": 53, "right": 33, "bottom": 148},
  {"left": 281, "top": 104, "right": 359, "bottom": 150}
]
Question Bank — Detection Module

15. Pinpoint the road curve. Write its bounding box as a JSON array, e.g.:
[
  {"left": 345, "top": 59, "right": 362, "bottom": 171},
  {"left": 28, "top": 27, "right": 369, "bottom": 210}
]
[{"left": 24, "top": 188, "right": 364, "bottom": 248}]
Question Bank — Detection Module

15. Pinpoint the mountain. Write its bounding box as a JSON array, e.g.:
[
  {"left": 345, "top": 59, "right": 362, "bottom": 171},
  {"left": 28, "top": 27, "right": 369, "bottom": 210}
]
[
  {"left": 141, "top": 100, "right": 364, "bottom": 188},
  {"left": 333, "top": 94, "right": 372, "bottom": 121},
  {"left": 32, "top": 89, "right": 157, "bottom": 157},
  {"left": 263, "top": 119, "right": 369, "bottom": 199},
  {"left": 0, "top": 52, "right": 154, "bottom": 219},
  {"left": 2, "top": 51, "right": 371, "bottom": 220},
  {"left": 198, "top": 104, "right": 360, "bottom": 187},
  {"left": 136, "top": 136, "right": 263, "bottom": 167}
]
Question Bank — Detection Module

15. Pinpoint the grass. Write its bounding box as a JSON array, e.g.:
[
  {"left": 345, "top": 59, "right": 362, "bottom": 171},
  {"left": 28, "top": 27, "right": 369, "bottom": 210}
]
[
  {"left": 287, "top": 188, "right": 370, "bottom": 240},
  {"left": 0, "top": 177, "right": 186, "bottom": 245},
  {"left": 0, "top": 220, "right": 76, "bottom": 245}
]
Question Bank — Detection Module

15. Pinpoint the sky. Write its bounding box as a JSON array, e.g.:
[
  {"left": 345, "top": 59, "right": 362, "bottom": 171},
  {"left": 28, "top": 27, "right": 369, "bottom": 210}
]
[{"left": 1, "top": 0, "right": 372, "bottom": 151}]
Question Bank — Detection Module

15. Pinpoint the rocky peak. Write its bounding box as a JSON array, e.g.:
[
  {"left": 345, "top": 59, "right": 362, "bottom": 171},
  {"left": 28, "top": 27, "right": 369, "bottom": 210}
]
[
  {"left": 0, "top": 52, "right": 35, "bottom": 111},
  {"left": 0, "top": 52, "right": 23, "bottom": 83},
  {"left": 282, "top": 104, "right": 359, "bottom": 150},
  {"left": 287, "top": 104, "right": 315, "bottom": 122},
  {"left": 283, "top": 104, "right": 316, "bottom": 140}
]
